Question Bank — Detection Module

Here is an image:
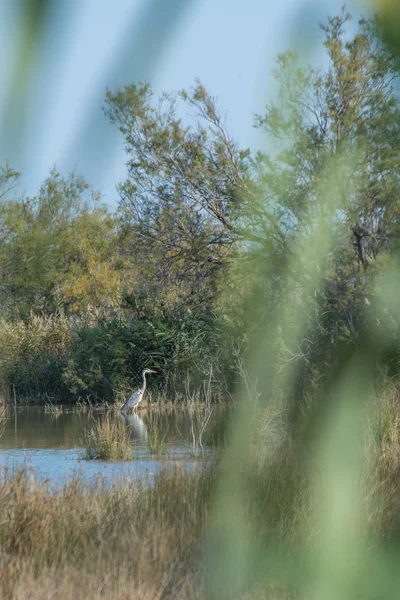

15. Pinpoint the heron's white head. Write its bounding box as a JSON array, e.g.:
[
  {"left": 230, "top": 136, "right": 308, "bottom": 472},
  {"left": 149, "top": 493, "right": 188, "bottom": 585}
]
[{"left": 142, "top": 368, "right": 156, "bottom": 375}]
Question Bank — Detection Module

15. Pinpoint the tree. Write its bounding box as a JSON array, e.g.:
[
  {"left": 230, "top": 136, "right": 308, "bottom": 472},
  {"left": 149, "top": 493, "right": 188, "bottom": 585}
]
[
  {"left": 252, "top": 9, "right": 400, "bottom": 350},
  {"left": 0, "top": 164, "right": 20, "bottom": 200},
  {"left": 0, "top": 169, "right": 121, "bottom": 315},
  {"left": 104, "top": 81, "right": 255, "bottom": 314}
]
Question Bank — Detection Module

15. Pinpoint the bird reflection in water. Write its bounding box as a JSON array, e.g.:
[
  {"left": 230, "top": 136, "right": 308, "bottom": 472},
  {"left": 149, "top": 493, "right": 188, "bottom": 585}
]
[{"left": 120, "top": 412, "right": 147, "bottom": 443}]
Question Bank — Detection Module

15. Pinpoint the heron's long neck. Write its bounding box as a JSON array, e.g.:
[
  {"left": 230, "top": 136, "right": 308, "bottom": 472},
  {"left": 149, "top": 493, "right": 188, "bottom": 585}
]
[{"left": 142, "top": 371, "right": 147, "bottom": 393}]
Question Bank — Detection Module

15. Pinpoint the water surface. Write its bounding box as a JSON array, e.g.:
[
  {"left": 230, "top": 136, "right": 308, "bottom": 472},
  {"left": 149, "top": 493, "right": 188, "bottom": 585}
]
[{"left": 0, "top": 405, "right": 228, "bottom": 486}]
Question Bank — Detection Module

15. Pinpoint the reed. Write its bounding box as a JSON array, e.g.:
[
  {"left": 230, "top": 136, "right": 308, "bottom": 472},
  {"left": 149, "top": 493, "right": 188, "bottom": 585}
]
[
  {"left": 0, "top": 405, "right": 5, "bottom": 438},
  {"left": 44, "top": 400, "right": 63, "bottom": 417},
  {"left": 145, "top": 411, "right": 170, "bottom": 455},
  {"left": 0, "top": 463, "right": 214, "bottom": 599},
  {"left": 81, "top": 414, "right": 133, "bottom": 460}
]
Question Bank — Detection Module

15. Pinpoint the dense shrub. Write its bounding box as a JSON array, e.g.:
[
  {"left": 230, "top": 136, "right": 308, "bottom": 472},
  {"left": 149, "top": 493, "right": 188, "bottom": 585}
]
[
  {"left": 0, "top": 312, "right": 231, "bottom": 403},
  {"left": 62, "top": 312, "right": 230, "bottom": 402}
]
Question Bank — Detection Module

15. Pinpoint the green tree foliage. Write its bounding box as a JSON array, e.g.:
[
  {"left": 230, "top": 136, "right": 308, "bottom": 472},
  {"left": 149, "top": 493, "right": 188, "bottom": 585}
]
[
  {"left": 0, "top": 164, "right": 20, "bottom": 200},
  {"left": 250, "top": 10, "right": 400, "bottom": 369},
  {"left": 0, "top": 170, "right": 121, "bottom": 316},
  {"left": 104, "top": 81, "right": 253, "bottom": 314}
]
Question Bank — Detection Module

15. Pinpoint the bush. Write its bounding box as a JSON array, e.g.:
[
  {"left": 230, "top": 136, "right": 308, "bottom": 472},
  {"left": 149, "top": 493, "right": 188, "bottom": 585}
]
[{"left": 62, "top": 312, "right": 229, "bottom": 403}]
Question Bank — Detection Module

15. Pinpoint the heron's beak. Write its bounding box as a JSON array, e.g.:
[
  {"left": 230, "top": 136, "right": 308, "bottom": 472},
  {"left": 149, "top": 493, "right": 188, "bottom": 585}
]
[{"left": 148, "top": 369, "right": 156, "bottom": 374}]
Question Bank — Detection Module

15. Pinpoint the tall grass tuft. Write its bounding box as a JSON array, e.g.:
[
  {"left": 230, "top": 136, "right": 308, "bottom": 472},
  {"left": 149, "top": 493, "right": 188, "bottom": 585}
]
[
  {"left": 145, "top": 411, "right": 170, "bottom": 455},
  {"left": 0, "top": 405, "right": 5, "bottom": 438},
  {"left": 81, "top": 414, "right": 133, "bottom": 460}
]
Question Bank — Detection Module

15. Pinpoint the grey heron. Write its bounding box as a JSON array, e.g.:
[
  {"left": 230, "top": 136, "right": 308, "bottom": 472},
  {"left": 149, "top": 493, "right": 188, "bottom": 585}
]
[{"left": 120, "top": 368, "right": 156, "bottom": 412}]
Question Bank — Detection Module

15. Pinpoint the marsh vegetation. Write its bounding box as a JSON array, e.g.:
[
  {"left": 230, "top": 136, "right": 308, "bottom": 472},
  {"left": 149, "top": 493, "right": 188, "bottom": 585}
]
[
  {"left": 3, "top": 5, "right": 400, "bottom": 598},
  {"left": 0, "top": 390, "right": 400, "bottom": 599},
  {"left": 81, "top": 414, "right": 134, "bottom": 461}
]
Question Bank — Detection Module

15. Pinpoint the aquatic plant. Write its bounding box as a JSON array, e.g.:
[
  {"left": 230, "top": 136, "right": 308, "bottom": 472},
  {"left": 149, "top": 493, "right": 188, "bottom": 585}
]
[
  {"left": 0, "top": 406, "right": 5, "bottom": 438},
  {"left": 81, "top": 414, "right": 133, "bottom": 460},
  {"left": 187, "top": 370, "right": 214, "bottom": 457},
  {"left": 43, "top": 399, "right": 63, "bottom": 417},
  {"left": 145, "top": 411, "right": 170, "bottom": 455}
]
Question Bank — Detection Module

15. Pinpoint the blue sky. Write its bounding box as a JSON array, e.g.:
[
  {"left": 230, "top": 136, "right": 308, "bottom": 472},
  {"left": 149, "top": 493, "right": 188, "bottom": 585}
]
[{"left": 1, "top": 0, "right": 365, "bottom": 207}]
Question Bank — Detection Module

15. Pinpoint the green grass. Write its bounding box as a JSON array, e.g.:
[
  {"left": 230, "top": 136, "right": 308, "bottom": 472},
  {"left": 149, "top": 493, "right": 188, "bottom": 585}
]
[{"left": 81, "top": 414, "right": 133, "bottom": 460}]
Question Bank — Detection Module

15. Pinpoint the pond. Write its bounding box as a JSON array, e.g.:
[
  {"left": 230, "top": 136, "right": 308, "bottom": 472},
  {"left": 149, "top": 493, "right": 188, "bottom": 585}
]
[{"left": 0, "top": 405, "right": 229, "bottom": 486}]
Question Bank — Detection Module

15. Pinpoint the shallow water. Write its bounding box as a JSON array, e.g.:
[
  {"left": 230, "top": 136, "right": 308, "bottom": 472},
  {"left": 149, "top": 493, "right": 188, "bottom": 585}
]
[{"left": 0, "top": 405, "right": 228, "bottom": 486}]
